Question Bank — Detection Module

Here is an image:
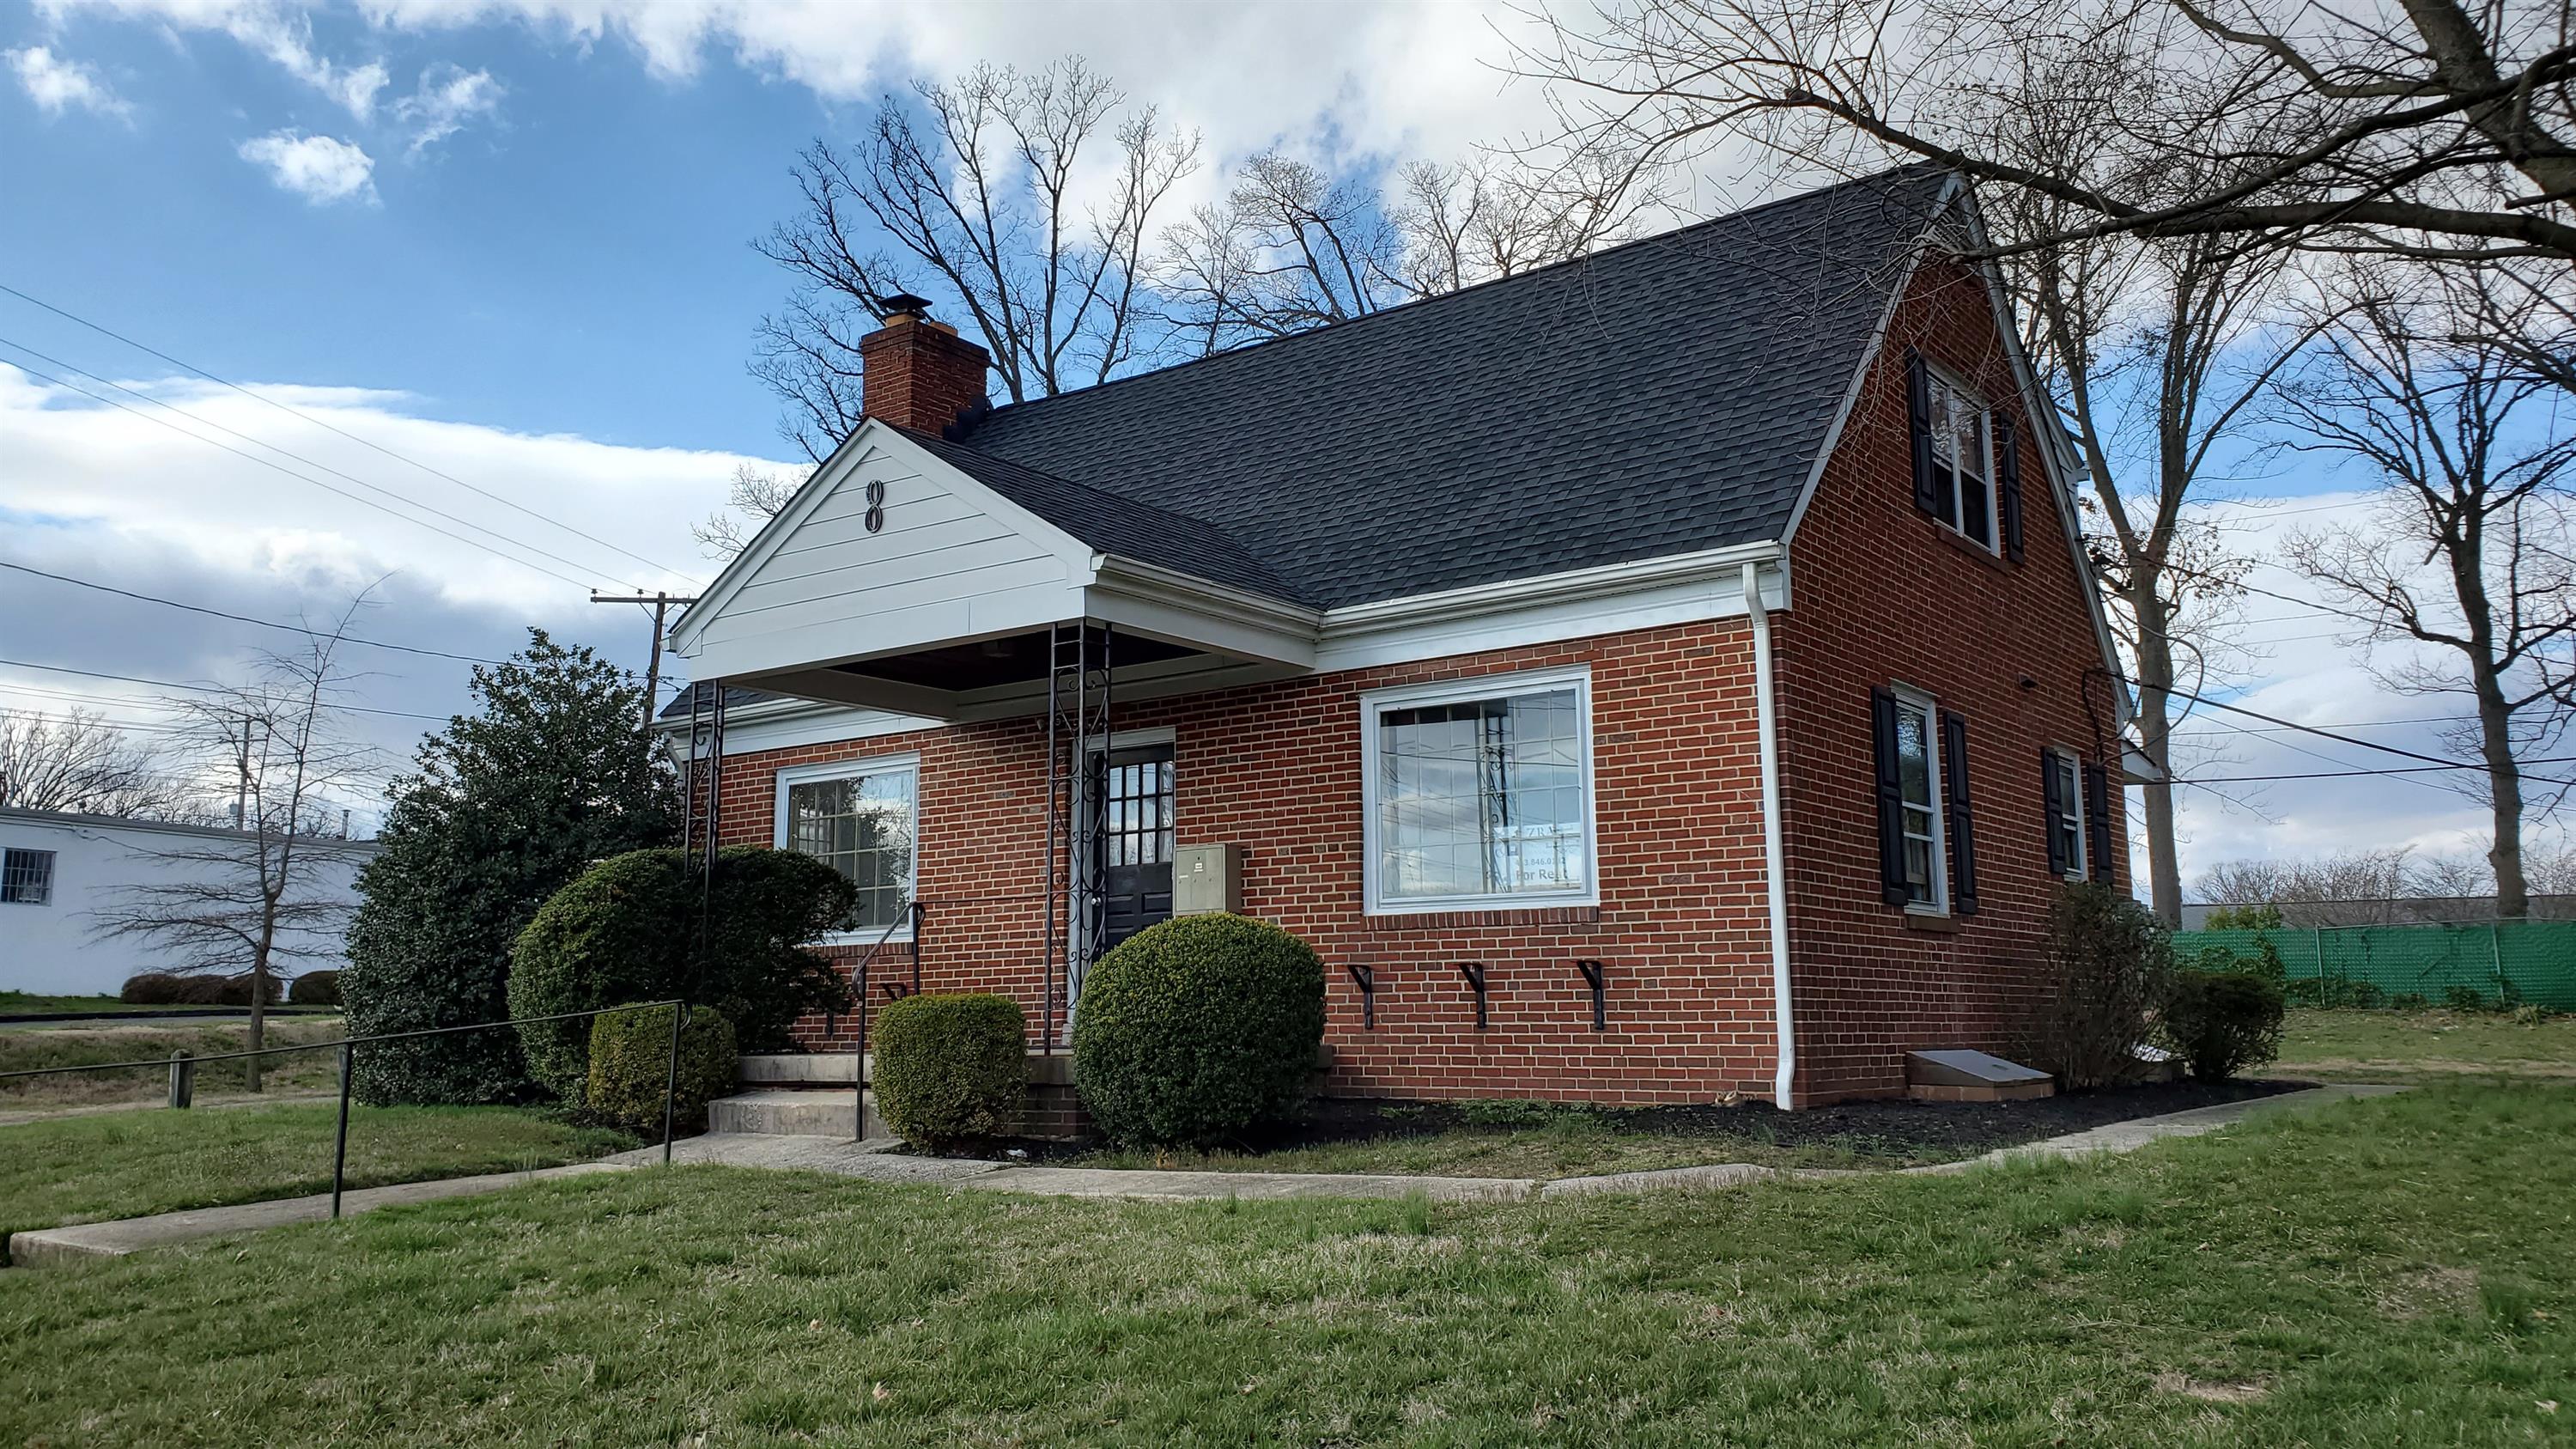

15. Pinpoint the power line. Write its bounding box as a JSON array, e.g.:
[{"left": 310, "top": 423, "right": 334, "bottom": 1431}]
[
  {"left": 2118, "top": 670, "right": 2576, "bottom": 788},
  {"left": 2177, "top": 757, "right": 2575, "bottom": 784},
  {"left": 2169, "top": 712, "right": 2458, "bottom": 739},
  {"left": 4, "top": 356, "right": 606, "bottom": 594},
  {"left": 0, "top": 658, "right": 453, "bottom": 721},
  {"left": 0, "top": 560, "right": 507, "bottom": 665},
  {"left": 3, "top": 337, "right": 658, "bottom": 595},
  {"left": 0, "top": 282, "right": 701, "bottom": 587}
]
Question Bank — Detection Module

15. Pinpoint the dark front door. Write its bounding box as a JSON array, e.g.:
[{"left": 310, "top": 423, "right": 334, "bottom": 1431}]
[{"left": 1097, "top": 742, "right": 1175, "bottom": 950}]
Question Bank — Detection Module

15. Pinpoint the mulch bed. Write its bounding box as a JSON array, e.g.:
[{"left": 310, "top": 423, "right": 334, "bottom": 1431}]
[{"left": 908, "top": 1076, "right": 2314, "bottom": 1166}]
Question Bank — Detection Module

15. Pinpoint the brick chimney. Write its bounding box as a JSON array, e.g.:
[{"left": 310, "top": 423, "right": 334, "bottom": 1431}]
[{"left": 859, "top": 293, "right": 991, "bottom": 435}]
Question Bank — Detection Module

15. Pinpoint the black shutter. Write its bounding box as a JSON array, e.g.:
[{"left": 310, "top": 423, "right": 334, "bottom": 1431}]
[
  {"left": 2082, "top": 759, "right": 2114, "bottom": 884},
  {"left": 1995, "top": 411, "right": 2025, "bottom": 562},
  {"left": 2041, "top": 748, "right": 2069, "bottom": 877},
  {"left": 1870, "top": 688, "right": 1908, "bottom": 906},
  {"left": 1906, "top": 350, "right": 1938, "bottom": 517},
  {"left": 1941, "top": 710, "right": 1978, "bottom": 916}
]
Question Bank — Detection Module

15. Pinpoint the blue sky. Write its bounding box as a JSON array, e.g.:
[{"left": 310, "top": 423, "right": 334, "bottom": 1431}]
[
  {"left": 0, "top": 0, "right": 2541, "bottom": 878},
  {"left": 3, "top": 1, "right": 842, "bottom": 453}
]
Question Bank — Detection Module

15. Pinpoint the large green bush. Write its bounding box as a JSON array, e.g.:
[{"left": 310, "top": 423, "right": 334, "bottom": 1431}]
[
  {"left": 288, "top": 971, "right": 343, "bottom": 1007},
  {"left": 343, "top": 630, "right": 677, "bottom": 1106},
  {"left": 2026, "top": 883, "right": 2175, "bottom": 1090},
  {"left": 507, "top": 845, "right": 854, "bottom": 1105},
  {"left": 2159, "top": 970, "right": 2286, "bottom": 1081},
  {"left": 872, "top": 994, "right": 1026, "bottom": 1145},
  {"left": 586, "top": 1005, "right": 736, "bottom": 1135},
  {"left": 1071, "top": 913, "right": 1325, "bottom": 1147}
]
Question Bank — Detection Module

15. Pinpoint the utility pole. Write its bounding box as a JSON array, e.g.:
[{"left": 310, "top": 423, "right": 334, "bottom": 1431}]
[{"left": 590, "top": 592, "right": 699, "bottom": 731}]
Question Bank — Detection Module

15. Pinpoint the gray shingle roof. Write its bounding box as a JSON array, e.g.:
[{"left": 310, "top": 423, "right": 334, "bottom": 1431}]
[{"left": 946, "top": 165, "right": 1956, "bottom": 610}]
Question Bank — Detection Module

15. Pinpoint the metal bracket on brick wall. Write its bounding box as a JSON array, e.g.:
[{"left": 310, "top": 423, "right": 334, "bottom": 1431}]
[
  {"left": 1575, "top": 959, "right": 1606, "bottom": 1031},
  {"left": 1346, "top": 964, "right": 1376, "bottom": 1029},
  {"left": 879, "top": 980, "right": 914, "bottom": 1002},
  {"left": 1457, "top": 962, "right": 1489, "bottom": 1031}
]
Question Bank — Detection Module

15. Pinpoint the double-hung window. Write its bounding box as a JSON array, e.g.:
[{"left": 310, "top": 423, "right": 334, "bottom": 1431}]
[
  {"left": 1927, "top": 368, "right": 1996, "bottom": 551},
  {"left": 2044, "top": 748, "right": 2087, "bottom": 880},
  {"left": 1889, "top": 691, "right": 1946, "bottom": 910},
  {"left": 1, "top": 847, "right": 54, "bottom": 905},
  {"left": 1361, "top": 667, "right": 1598, "bottom": 914},
  {"left": 775, "top": 755, "right": 919, "bottom": 941}
]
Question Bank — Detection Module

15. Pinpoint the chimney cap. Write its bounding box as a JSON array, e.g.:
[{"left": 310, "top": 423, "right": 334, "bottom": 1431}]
[{"left": 876, "top": 291, "right": 936, "bottom": 320}]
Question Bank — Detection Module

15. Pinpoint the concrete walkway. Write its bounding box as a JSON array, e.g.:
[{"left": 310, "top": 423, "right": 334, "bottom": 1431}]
[
  {"left": 6, "top": 1083, "right": 2400, "bottom": 1267},
  {"left": 8, "top": 1162, "right": 629, "bottom": 1268}
]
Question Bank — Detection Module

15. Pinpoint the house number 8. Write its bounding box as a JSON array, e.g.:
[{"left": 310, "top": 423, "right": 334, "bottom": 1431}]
[{"left": 864, "top": 478, "right": 886, "bottom": 533}]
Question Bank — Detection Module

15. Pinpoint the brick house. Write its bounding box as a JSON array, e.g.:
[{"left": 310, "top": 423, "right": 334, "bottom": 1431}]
[{"left": 664, "top": 165, "right": 2135, "bottom": 1109}]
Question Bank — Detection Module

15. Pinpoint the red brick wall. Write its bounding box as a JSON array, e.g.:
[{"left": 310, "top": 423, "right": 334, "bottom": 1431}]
[
  {"left": 1773, "top": 253, "right": 2129, "bottom": 1103},
  {"left": 715, "top": 625, "right": 1784, "bottom": 1105}
]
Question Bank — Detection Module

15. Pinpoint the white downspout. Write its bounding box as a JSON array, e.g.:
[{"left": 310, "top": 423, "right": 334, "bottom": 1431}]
[{"left": 1742, "top": 562, "right": 1796, "bottom": 1111}]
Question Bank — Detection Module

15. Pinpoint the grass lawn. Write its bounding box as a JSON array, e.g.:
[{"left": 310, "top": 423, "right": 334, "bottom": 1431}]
[
  {"left": 1071, "top": 1107, "right": 1887, "bottom": 1178},
  {"left": 0, "top": 1018, "right": 349, "bottom": 1110},
  {"left": 0, "top": 992, "right": 157, "bottom": 1018},
  {"left": 0, "top": 1103, "right": 635, "bottom": 1261},
  {"left": 2, "top": 1082, "right": 2567, "bottom": 1446},
  {"left": 2278, "top": 1008, "right": 2576, "bottom": 1081}
]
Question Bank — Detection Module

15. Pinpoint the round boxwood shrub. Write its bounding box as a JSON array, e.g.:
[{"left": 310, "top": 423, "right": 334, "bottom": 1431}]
[
  {"left": 586, "top": 1004, "right": 736, "bottom": 1135},
  {"left": 873, "top": 993, "right": 1026, "bottom": 1146},
  {"left": 120, "top": 972, "right": 184, "bottom": 1005},
  {"left": 1071, "top": 913, "right": 1326, "bottom": 1147},
  {"left": 288, "top": 971, "right": 343, "bottom": 1007},
  {"left": 507, "top": 845, "right": 854, "bottom": 1105},
  {"left": 2158, "top": 969, "right": 2286, "bottom": 1081}
]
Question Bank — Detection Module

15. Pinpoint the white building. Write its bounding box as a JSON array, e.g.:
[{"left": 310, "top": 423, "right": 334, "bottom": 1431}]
[{"left": 0, "top": 807, "right": 379, "bottom": 996}]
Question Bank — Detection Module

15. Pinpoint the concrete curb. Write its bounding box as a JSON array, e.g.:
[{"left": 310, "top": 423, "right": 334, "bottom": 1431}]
[{"left": 6, "top": 1161, "right": 632, "bottom": 1268}]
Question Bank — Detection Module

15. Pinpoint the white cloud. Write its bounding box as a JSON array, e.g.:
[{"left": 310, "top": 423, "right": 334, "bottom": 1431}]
[
  {"left": 0, "top": 361, "right": 737, "bottom": 773},
  {"left": 7, "top": 44, "right": 133, "bottom": 119},
  {"left": 44, "top": 0, "right": 389, "bottom": 118},
  {"left": 237, "top": 128, "right": 378, "bottom": 203},
  {"left": 393, "top": 60, "right": 501, "bottom": 155}
]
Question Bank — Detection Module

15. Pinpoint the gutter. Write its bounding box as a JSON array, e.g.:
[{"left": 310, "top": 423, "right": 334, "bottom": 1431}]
[{"left": 1741, "top": 562, "right": 1797, "bottom": 1111}]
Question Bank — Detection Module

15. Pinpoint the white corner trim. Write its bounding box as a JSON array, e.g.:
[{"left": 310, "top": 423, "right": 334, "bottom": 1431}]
[{"left": 1355, "top": 663, "right": 1601, "bottom": 917}]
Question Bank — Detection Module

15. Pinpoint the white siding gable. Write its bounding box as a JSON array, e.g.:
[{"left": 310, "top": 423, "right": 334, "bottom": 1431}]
[{"left": 676, "top": 430, "right": 1094, "bottom": 682}]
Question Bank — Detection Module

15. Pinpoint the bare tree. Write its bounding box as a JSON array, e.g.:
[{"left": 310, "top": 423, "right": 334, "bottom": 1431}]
[
  {"left": 1388, "top": 153, "right": 1649, "bottom": 295},
  {"left": 1515, "top": 0, "right": 2576, "bottom": 261},
  {"left": 88, "top": 607, "right": 378, "bottom": 1088},
  {"left": 1157, "top": 152, "right": 1407, "bottom": 350},
  {"left": 2278, "top": 262, "right": 2576, "bottom": 916},
  {"left": 0, "top": 709, "right": 204, "bottom": 819},
  {"left": 691, "top": 463, "right": 805, "bottom": 561},
  {"left": 751, "top": 58, "right": 1200, "bottom": 460}
]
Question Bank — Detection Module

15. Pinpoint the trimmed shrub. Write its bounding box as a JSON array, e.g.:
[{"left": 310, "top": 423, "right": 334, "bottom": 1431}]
[
  {"left": 2202, "top": 903, "right": 2287, "bottom": 931},
  {"left": 1072, "top": 913, "right": 1326, "bottom": 1147},
  {"left": 289, "top": 971, "right": 343, "bottom": 1006},
  {"left": 872, "top": 994, "right": 1026, "bottom": 1145},
  {"left": 2026, "top": 883, "right": 2174, "bottom": 1090},
  {"left": 507, "top": 845, "right": 854, "bottom": 1105},
  {"left": 120, "top": 973, "right": 184, "bottom": 1005},
  {"left": 585, "top": 1004, "right": 736, "bottom": 1135},
  {"left": 2159, "top": 969, "right": 2286, "bottom": 1081}
]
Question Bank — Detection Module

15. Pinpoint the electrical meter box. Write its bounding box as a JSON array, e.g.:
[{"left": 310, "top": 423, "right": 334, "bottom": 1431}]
[{"left": 1173, "top": 843, "right": 1243, "bottom": 916}]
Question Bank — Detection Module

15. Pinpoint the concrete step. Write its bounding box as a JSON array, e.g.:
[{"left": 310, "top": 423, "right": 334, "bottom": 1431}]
[
  {"left": 738, "top": 1053, "right": 866, "bottom": 1087},
  {"left": 707, "top": 1088, "right": 884, "bottom": 1139}
]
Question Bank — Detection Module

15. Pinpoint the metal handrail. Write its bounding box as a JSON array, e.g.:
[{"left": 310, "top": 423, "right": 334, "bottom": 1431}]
[{"left": 843, "top": 900, "right": 925, "bottom": 1140}]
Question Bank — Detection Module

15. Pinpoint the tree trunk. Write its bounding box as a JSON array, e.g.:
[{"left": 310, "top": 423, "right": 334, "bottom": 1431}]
[
  {"left": 2129, "top": 581, "right": 2184, "bottom": 926},
  {"left": 2474, "top": 662, "right": 2530, "bottom": 918}
]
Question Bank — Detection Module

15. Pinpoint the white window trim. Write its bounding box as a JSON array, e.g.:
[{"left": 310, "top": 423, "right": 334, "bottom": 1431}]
[
  {"left": 2049, "top": 746, "right": 2088, "bottom": 881},
  {"left": 1358, "top": 664, "right": 1601, "bottom": 916},
  {"left": 773, "top": 752, "right": 921, "bottom": 946},
  {"left": 1927, "top": 363, "right": 2000, "bottom": 555},
  {"left": 1891, "top": 684, "right": 1950, "bottom": 916}
]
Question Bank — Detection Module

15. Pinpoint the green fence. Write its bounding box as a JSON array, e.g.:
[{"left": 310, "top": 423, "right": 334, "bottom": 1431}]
[{"left": 2172, "top": 921, "right": 2576, "bottom": 1010}]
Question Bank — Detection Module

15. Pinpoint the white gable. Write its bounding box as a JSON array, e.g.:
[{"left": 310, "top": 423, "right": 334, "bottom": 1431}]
[{"left": 671, "top": 428, "right": 1094, "bottom": 684}]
